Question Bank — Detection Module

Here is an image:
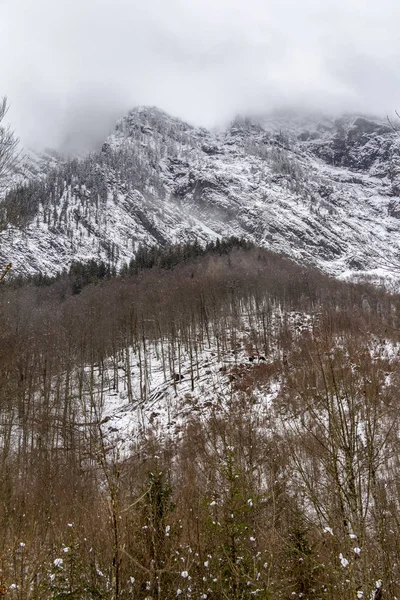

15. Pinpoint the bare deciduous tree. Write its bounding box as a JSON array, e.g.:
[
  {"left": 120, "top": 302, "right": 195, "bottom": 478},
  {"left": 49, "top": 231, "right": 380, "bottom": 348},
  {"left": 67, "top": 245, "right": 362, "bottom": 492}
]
[{"left": 0, "top": 96, "right": 19, "bottom": 191}]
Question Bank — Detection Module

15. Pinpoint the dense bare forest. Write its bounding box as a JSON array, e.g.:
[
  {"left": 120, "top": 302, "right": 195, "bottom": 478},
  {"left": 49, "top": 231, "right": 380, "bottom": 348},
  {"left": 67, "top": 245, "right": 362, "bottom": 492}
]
[{"left": 1, "top": 242, "right": 400, "bottom": 599}]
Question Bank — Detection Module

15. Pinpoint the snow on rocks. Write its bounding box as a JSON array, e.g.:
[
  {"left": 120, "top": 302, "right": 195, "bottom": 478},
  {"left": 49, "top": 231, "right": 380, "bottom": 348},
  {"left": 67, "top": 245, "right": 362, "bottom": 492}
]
[{"left": 3, "top": 107, "right": 400, "bottom": 285}]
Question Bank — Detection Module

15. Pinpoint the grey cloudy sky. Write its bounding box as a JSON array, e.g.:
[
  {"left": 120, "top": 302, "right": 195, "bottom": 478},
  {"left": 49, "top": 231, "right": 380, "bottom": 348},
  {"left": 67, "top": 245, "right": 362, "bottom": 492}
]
[{"left": 1, "top": 0, "right": 400, "bottom": 151}]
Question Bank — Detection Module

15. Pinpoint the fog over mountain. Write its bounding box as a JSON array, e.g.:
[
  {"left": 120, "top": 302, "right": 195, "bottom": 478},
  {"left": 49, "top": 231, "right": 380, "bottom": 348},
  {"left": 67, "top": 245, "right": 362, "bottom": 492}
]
[{"left": 2, "top": 0, "right": 400, "bottom": 152}]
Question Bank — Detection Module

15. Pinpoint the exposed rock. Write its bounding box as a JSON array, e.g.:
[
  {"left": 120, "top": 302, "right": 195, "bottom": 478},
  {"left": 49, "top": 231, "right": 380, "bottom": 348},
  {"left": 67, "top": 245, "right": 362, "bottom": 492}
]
[
  {"left": 2, "top": 107, "right": 400, "bottom": 282},
  {"left": 388, "top": 198, "right": 400, "bottom": 218}
]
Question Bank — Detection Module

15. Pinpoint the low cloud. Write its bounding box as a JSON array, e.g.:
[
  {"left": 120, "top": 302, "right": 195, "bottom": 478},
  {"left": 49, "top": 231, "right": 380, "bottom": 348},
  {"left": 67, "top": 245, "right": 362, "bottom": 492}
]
[{"left": 2, "top": 0, "right": 400, "bottom": 151}]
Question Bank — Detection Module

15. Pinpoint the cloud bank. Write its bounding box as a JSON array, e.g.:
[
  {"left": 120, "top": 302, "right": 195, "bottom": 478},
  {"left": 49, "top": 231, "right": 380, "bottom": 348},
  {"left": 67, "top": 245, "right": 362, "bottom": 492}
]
[{"left": 2, "top": 0, "right": 400, "bottom": 151}]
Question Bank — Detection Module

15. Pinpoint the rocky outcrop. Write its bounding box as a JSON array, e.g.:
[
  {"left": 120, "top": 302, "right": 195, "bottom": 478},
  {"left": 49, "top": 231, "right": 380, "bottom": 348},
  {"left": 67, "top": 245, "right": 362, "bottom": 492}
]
[{"left": 2, "top": 106, "right": 400, "bottom": 282}]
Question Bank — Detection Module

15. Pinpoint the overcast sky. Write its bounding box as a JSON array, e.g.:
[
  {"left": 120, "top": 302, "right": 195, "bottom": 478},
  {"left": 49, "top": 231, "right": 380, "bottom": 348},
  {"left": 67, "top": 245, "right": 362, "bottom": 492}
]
[{"left": 1, "top": 0, "right": 400, "bottom": 152}]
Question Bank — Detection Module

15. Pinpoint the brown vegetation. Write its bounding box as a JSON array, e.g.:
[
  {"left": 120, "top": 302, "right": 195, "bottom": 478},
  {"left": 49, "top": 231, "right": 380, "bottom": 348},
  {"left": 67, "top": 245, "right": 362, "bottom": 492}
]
[{"left": 0, "top": 246, "right": 399, "bottom": 598}]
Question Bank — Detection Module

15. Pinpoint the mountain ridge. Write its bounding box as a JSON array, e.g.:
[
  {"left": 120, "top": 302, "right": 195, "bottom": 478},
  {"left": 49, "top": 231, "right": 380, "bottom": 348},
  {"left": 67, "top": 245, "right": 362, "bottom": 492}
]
[{"left": 2, "top": 105, "right": 400, "bottom": 284}]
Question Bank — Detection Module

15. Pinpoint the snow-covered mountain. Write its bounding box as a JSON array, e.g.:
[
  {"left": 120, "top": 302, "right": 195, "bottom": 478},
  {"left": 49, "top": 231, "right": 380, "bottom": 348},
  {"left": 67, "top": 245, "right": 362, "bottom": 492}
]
[{"left": 2, "top": 106, "right": 400, "bottom": 281}]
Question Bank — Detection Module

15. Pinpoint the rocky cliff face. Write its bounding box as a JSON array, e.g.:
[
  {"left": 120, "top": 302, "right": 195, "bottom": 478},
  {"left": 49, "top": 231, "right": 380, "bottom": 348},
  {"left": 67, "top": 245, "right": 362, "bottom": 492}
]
[{"left": 2, "top": 106, "right": 400, "bottom": 282}]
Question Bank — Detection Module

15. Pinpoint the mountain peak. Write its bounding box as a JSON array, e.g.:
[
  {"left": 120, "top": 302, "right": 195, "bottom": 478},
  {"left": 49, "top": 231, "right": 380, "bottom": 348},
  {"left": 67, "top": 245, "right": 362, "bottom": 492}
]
[
  {"left": 114, "top": 105, "right": 195, "bottom": 139},
  {"left": 3, "top": 107, "right": 400, "bottom": 285}
]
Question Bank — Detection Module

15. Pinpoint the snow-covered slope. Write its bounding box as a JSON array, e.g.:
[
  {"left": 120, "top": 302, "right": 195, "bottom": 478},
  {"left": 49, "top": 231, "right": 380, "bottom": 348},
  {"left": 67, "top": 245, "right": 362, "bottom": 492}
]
[{"left": 2, "top": 106, "right": 400, "bottom": 280}]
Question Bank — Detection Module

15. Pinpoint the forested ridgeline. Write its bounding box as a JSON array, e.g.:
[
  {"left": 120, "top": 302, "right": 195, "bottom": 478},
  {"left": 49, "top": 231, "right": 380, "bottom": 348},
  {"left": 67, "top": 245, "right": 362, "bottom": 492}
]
[
  {"left": 7, "top": 236, "right": 253, "bottom": 293},
  {"left": 0, "top": 244, "right": 399, "bottom": 599}
]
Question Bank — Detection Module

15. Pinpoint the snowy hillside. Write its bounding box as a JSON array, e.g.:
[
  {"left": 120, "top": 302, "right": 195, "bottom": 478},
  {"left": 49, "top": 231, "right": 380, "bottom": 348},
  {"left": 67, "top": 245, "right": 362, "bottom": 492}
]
[
  {"left": 2, "top": 246, "right": 399, "bottom": 597},
  {"left": 2, "top": 106, "right": 400, "bottom": 281}
]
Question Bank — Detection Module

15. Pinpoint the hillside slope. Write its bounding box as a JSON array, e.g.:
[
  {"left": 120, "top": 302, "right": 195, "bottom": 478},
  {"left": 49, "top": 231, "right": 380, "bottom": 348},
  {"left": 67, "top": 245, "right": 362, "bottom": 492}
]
[
  {"left": 2, "top": 107, "right": 400, "bottom": 281},
  {"left": 1, "top": 248, "right": 399, "bottom": 596}
]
